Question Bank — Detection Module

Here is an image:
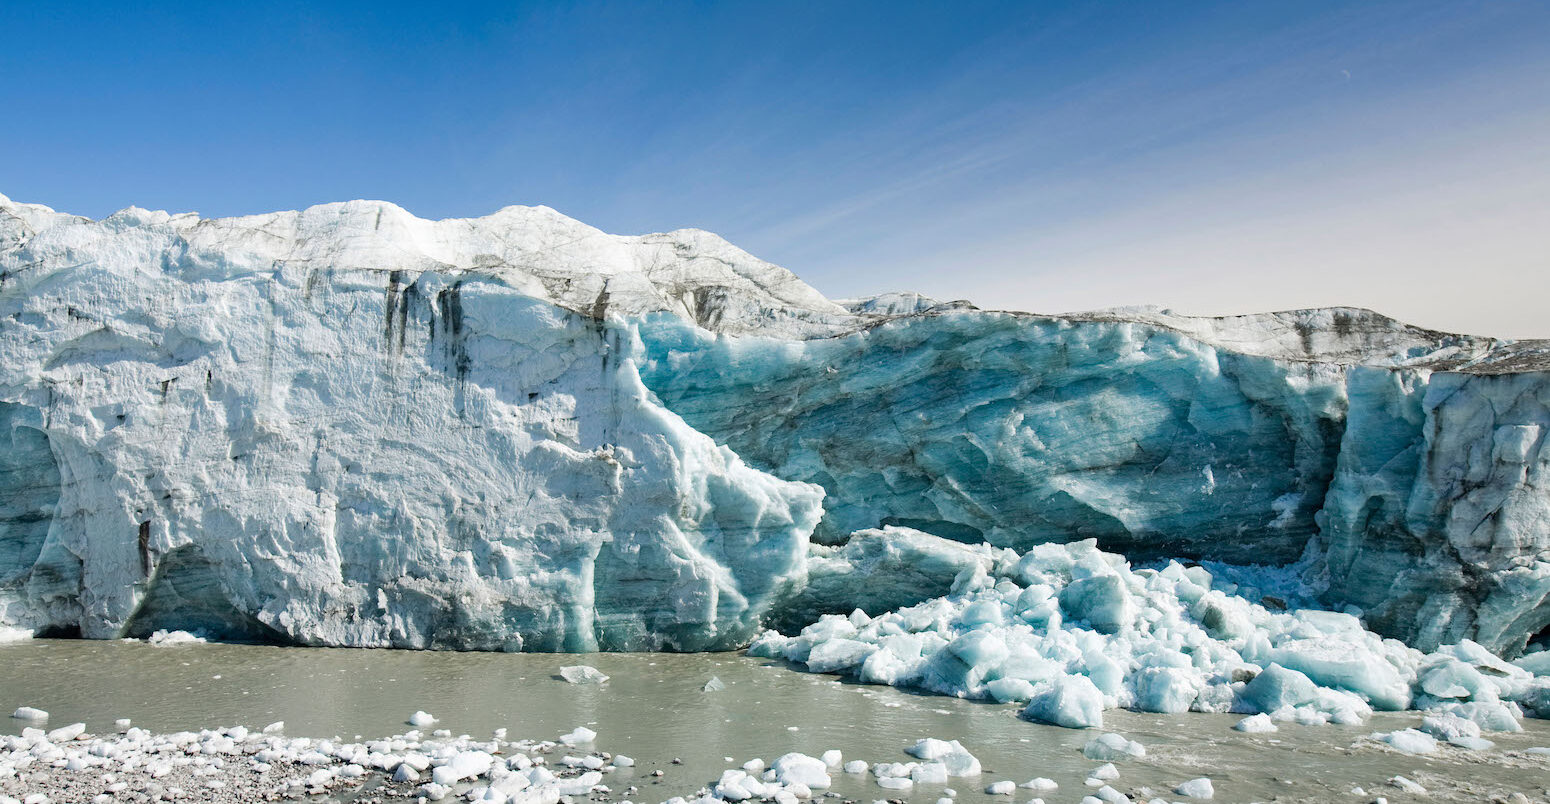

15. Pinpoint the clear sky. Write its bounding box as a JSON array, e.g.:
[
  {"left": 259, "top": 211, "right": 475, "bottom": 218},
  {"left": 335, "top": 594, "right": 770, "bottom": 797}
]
[{"left": 3, "top": 2, "right": 1547, "bottom": 337}]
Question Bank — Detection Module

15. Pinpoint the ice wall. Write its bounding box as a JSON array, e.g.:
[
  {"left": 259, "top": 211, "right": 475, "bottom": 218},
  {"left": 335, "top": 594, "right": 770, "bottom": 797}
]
[
  {"left": 0, "top": 196, "right": 823, "bottom": 650},
  {"left": 635, "top": 312, "right": 1350, "bottom": 564},
  {"left": 634, "top": 312, "right": 1550, "bottom": 654},
  {"left": 1323, "top": 367, "right": 1550, "bottom": 654},
  {"left": 3, "top": 191, "right": 1548, "bottom": 657}
]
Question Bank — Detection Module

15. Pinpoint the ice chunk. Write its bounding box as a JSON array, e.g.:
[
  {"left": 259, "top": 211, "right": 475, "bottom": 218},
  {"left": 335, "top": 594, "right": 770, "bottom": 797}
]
[
  {"left": 1377, "top": 729, "right": 1438, "bottom": 755},
  {"left": 1022, "top": 675, "right": 1105, "bottom": 729},
  {"left": 147, "top": 630, "right": 206, "bottom": 645},
  {"left": 1059, "top": 575, "right": 1133, "bottom": 635},
  {"left": 1232, "top": 714, "right": 1277, "bottom": 733},
  {"left": 772, "top": 753, "right": 831, "bottom": 789},
  {"left": 1083, "top": 733, "right": 1145, "bottom": 760},
  {"left": 702, "top": 677, "right": 726, "bottom": 692},
  {"left": 820, "top": 750, "right": 842, "bottom": 768},
  {"left": 1132, "top": 666, "right": 1199, "bottom": 714},
  {"left": 806, "top": 638, "right": 876, "bottom": 673},
  {"left": 1435, "top": 700, "right": 1522, "bottom": 733},
  {"left": 1240, "top": 664, "right": 1318, "bottom": 713},
  {"left": 10, "top": 707, "right": 48, "bottom": 721},
  {"left": 1021, "top": 778, "right": 1058, "bottom": 791},
  {"left": 1174, "top": 777, "right": 1214, "bottom": 799},
  {"left": 560, "top": 726, "right": 597, "bottom": 746},
  {"left": 559, "top": 665, "right": 609, "bottom": 684},
  {"left": 408, "top": 711, "right": 436, "bottom": 728},
  {"left": 984, "top": 781, "right": 1015, "bottom": 795},
  {"left": 45, "top": 723, "right": 85, "bottom": 742},
  {"left": 844, "top": 760, "right": 869, "bottom": 774},
  {"left": 911, "top": 763, "right": 948, "bottom": 784},
  {"left": 1268, "top": 640, "right": 1410, "bottom": 710},
  {"left": 1420, "top": 712, "right": 1480, "bottom": 742}
]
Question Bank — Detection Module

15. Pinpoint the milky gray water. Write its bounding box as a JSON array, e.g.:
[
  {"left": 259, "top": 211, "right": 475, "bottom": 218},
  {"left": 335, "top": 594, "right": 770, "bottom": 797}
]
[{"left": 3, "top": 639, "right": 1549, "bottom": 802}]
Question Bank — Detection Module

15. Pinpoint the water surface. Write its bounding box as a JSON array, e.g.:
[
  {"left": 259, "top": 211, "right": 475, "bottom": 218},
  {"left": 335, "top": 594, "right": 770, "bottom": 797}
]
[{"left": 3, "top": 640, "right": 1548, "bottom": 802}]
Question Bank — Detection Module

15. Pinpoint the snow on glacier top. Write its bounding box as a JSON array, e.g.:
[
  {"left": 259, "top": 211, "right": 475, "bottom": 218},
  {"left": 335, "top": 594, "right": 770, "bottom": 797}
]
[
  {"left": 2, "top": 192, "right": 1545, "bottom": 370},
  {"left": 0, "top": 192, "right": 854, "bottom": 339}
]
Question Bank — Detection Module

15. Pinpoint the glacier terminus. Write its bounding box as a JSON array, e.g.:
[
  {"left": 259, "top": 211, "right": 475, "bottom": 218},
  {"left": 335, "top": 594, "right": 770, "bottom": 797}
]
[{"left": 3, "top": 192, "right": 1550, "bottom": 729}]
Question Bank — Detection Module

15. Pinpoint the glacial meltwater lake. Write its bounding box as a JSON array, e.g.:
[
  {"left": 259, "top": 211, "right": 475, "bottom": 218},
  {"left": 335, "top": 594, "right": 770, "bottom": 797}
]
[{"left": 4, "top": 639, "right": 1549, "bottom": 803}]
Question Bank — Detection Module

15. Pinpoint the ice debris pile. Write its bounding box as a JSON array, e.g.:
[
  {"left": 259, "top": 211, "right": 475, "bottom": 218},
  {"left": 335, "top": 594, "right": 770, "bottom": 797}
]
[
  {"left": 751, "top": 537, "right": 1550, "bottom": 730},
  {"left": 0, "top": 715, "right": 634, "bottom": 804},
  {"left": 2, "top": 191, "right": 1549, "bottom": 657},
  {"left": 666, "top": 739, "right": 985, "bottom": 804}
]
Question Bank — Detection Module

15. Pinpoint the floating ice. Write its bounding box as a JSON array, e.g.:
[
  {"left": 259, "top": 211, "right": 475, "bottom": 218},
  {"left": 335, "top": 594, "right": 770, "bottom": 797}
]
[
  {"left": 771, "top": 753, "right": 831, "bottom": 789},
  {"left": 10, "top": 707, "right": 47, "bottom": 721},
  {"left": 1022, "top": 673, "right": 1105, "bottom": 730},
  {"left": 702, "top": 677, "right": 726, "bottom": 692},
  {"left": 1082, "top": 733, "right": 1144, "bottom": 761},
  {"left": 984, "top": 780, "right": 1015, "bottom": 795},
  {"left": 1376, "top": 729, "right": 1438, "bottom": 755},
  {"left": 408, "top": 711, "right": 436, "bottom": 728},
  {"left": 1174, "top": 777, "right": 1215, "bottom": 799},
  {"left": 1088, "top": 763, "right": 1119, "bottom": 781},
  {"left": 560, "top": 727, "right": 597, "bottom": 746},
  {"left": 1232, "top": 714, "right": 1277, "bottom": 734},
  {"left": 560, "top": 665, "right": 610, "bottom": 685},
  {"left": 146, "top": 630, "right": 206, "bottom": 646},
  {"left": 899, "top": 740, "right": 979, "bottom": 777}
]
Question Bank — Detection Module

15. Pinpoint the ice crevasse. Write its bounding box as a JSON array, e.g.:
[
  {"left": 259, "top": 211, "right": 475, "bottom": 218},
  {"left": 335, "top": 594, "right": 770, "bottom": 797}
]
[{"left": 2, "top": 192, "right": 1550, "bottom": 681}]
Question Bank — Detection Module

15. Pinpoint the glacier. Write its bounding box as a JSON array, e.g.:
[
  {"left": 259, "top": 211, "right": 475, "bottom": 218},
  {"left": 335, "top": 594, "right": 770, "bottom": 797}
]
[
  {"left": 2, "top": 190, "right": 1549, "bottom": 688},
  {"left": 0, "top": 193, "right": 828, "bottom": 650}
]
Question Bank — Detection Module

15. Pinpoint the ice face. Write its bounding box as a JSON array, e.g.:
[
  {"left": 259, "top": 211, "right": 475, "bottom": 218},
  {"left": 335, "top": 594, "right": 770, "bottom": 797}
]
[
  {"left": 636, "top": 310, "right": 1351, "bottom": 565},
  {"left": 0, "top": 196, "right": 823, "bottom": 650},
  {"left": 3, "top": 192, "right": 1549, "bottom": 662},
  {"left": 1322, "top": 367, "right": 1550, "bottom": 654},
  {"left": 635, "top": 311, "right": 1550, "bottom": 655}
]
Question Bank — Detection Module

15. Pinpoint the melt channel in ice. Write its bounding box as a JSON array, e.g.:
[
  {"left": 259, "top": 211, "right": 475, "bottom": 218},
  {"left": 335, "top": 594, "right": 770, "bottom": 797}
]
[{"left": 750, "top": 531, "right": 1550, "bottom": 730}]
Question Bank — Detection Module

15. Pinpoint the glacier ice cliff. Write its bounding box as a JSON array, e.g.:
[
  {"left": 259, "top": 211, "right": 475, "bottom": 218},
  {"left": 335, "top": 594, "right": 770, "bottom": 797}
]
[
  {"left": 1, "top": 191, "right": 1549, "bottom": 663},
  {"left": 0, "top": 193, "right": 825, "bottom": 650},
  {"left": 635, "top": 307, "right": 1550, "bottom": 655}
]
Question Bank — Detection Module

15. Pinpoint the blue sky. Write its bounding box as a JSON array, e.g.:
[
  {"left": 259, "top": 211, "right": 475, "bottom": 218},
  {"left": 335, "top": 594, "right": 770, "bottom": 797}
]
[{"left": 3, "top": 1, "right": 1547, "bottom": 336}]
